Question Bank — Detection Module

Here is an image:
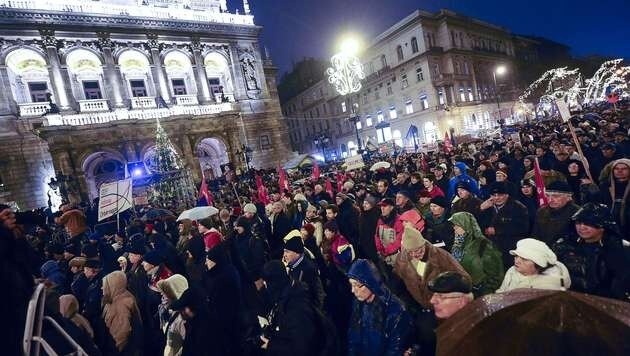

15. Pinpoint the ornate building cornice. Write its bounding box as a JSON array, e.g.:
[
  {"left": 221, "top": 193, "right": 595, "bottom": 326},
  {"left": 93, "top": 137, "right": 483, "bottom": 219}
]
[{"left": 0, "top": 9, "right": 261, "bottom": 38}]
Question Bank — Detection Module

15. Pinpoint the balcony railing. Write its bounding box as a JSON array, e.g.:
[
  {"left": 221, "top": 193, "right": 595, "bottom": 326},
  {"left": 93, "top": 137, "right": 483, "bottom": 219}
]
[
  {"left": 174, "top": 95, "right": 199, "bottom": 106},
  {"left": 78, "top": 99, "right": 109, "bottom": 113},
  {"left": 43, "top": 102, "right": 235, "bottom": 127},
  {"left": 18, "top": 102, "right": 50, "bottom": 117},
  {"left": 0, "top": 0, "right": 255, "bottom": 25},
  {"left": 131, "top": 97, "right": 157, "bottom": 109},
  {"left": 213, "top": 93, "right": 235, "bottom": 103}
]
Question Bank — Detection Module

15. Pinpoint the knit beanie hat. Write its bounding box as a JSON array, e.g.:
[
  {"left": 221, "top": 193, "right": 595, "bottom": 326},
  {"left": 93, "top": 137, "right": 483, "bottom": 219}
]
[
  {"left": 143, "top": 250, "right": 163, "bottom": 266},
  {"left": 243, "top": 203, "right": 257, "bottom": 214},
  {"left": 81, "top": 244, "right": 98, "bottom": 258},
  {"left": 430, "top": 196, "right": 449, "bottom": 209},
  {"left": 198, "top": 218, "right": 215, "bottom": 230},
  {"left": 402, "top": 225, "right": 427, "bottom": 250},
  {"left": 156, "top": 274, "right": 189, "bottom": 301}
]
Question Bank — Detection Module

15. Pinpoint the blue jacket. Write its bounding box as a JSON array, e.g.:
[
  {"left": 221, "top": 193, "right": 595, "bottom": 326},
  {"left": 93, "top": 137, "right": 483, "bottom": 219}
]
[
  {"left": 347, "top": 259, "right": 413, "bottom": 356},
  {"left": 447, "top": 162, "right": 480, "bottom": 200}
]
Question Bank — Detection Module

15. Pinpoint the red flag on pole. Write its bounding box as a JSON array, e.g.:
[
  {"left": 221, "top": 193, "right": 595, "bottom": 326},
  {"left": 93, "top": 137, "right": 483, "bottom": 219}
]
[
  {"left": 278, "top": 165, "right": 289, "bottom": 193},
  {"left": 336, "top": 171, "right": 347, "bottom": 193},
  {"left": 255, "top": 174, "right": 270, "bottom": 205},
  {"left": 198, "top": 172, "right": 214, "bottom": 206},
  {"left": 443, "top": 131, "right": 453, "bottom": 153},
  {"left": 533, "top": 158, "right": 549, "bottom": 207},
  {"left": 325, "top": 178, "right": 334, "bottom": 198},
  {"left": 312, "top": 160, "right": 321, "bottom": 181}
]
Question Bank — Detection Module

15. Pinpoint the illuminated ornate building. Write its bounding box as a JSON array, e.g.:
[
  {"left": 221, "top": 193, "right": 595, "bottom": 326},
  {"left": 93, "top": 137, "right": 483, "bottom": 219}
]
[
  {"left": 0, "top": 0, "right": 289, "bottom": 209},
  {"left": 282, "top": 9, "right": 524, "bottom": 157}
]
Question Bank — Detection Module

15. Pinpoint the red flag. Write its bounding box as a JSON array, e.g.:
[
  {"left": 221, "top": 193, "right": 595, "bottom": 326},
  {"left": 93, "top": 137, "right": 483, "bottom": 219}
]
[
  {"left": 420, "top": 154, "right": 428, "bottom": 173},
  {"left": 336, "top": 171, "right": 346, "bottom": 193},
  {"left": 255, "top": 174, "right": 270, "bottom": 205},
  {"left": 198, "top": 172, "right": 214, "bottom": 206},
  {"left": 443, "top": 131, "right": 453, "bottom": 153},
  {"left": 325, "top": 178, "right": 334, "bottom": 198},
  {"left": 534, "top": 158, "right": 549, "bottom": 207},
  {"left": 278, "top": 165, "right": 289, "bottom": 193},
  {"left": 311, "top": 160, "right": 321, "bottom": 181}
]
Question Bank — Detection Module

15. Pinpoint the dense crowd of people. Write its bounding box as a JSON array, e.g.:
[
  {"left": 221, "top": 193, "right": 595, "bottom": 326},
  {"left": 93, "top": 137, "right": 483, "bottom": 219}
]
[{"left": 2, "top": 102, "right": 630, "bottom": 356}]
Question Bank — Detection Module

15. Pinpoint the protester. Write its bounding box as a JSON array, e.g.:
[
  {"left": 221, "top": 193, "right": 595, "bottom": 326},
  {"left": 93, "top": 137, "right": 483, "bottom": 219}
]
[
  {"left": 156, "top": 274, "right": 189, "bottom": 356},
  {"left": 283, "top": 231, "right": 325, "bottom": 308},
  {"left": 532, "top": 181, "right": 581, "bottom": 245},
  {"left": 101, "top": 270, "right": 142, "bottom": 355},
  {"left": 428, "top": 271, "right": 474, "bottom": 320}
]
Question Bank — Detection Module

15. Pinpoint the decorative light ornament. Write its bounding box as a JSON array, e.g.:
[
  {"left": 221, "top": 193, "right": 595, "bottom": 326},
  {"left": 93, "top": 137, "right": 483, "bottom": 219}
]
[
  {"left": 583, "top": 59, "right": 629, "bottom": 103},
  {"left": 326, "top": 50, "right": 365, "bottom": 96}
]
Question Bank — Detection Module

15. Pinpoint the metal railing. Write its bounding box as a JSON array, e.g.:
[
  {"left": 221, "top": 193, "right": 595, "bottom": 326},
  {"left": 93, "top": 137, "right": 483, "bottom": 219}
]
[{"left": 23, "top": 283, "right": 88, "bottom": 356}]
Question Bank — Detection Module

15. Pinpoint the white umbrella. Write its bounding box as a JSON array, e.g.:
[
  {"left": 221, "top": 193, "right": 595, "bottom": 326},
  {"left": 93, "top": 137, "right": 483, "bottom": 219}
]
[
  {"left": 370, "top": 161, "right": 391, "bottom": 171},
  {"left": 177, "top": 206, "right": 219, "bottom": 221}
]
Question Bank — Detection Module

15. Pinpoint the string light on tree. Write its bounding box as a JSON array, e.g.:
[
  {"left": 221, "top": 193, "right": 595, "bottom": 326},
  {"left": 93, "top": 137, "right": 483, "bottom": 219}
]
[{"left": 583, "top": 59, "right": 630, "bottom": 103}]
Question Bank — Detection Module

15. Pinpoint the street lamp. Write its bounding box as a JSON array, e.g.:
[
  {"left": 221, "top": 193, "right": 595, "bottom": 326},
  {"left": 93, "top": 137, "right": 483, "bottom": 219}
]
[
  {"left": 493, "top": 65, "right": 507, "bottom": 129},
  {"left": 327, "top": 34, "right": 365, "bottom": 150},
  {"left": 313, "top": 132, "right": 330, "bottom": 161}
]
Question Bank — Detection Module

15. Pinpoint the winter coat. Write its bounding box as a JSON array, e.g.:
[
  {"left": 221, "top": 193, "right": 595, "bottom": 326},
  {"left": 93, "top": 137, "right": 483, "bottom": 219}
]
[
  {"left": 287, "top": 254, "right": 326, "bottom": 309},
  {"left": 599, "top": 158, "right": 630, "bottom": 238},
  {"left": 347, "top": 259, "right": 413, "bottom": 356},
  {"left": 479, "top": 198, "right": 530, "bottom": 267},
  {"left": 82, "top": 272, "right": 104, "bottom": 322},
  {"left": 337, "top": 198, "right": 360, "bottom": 246},
  {"left": 102, "top": 271, "right": 142, "bottom": 354},
  {"left": 203, "top": 245, "right": 242, "bottom": 356},
  {"left": 358, "top": 207, "right": 381, "bottom": 262},
  {"left": 531, "top": 203, "right": 580, "bottom": 246},
  {"left": 323, "top": 232, "right": 354, "bottom": 268},
  {"left": 59, "top": 294, "right": 94, "bottom": 339},
  {"left": 202, "top": 229, "right": 222, "bottom": 251},
  {"left": 40, "top": 260, "right": 67, "bottom": 295},
  {"left": 265, "top": 284, "right": 321, "bottom": 356},
  {"left": 374, "top": 213, "right": 404, "bottom": 265},
  {"left": 180, "top": 291, "right": 215, "bottom": 356},
  {"left": 422, "top": 212, "right": 453, "bottom": 249},
  {"left": 393, "top": 243, "right": 471, "bottom": 309},
  {"left": 234, "top": 230, "right": 267, "bottom": 281},
  {"left": 271, "top": 212, "right": 292, "bottom": 258},
  {"left": 156, "top": 275, "right": 188, "bottom": 356},
  {"left": 447, "top": 162, "right": 480, "bottom": 200},
  {"left": 448, "top": 212, "right": 504, "bottom": 297},
  {"left": 451, "top": 195, "right": 483, "bottom": 221},
  {"left": 553, "top": 233, "right": 630, "bottom": 300},
  {"left": 517, "top": 193, "right": 538, "bottom": 230},
  {"left": 496, "top": 263, "right": 571, "bottom": 293}
]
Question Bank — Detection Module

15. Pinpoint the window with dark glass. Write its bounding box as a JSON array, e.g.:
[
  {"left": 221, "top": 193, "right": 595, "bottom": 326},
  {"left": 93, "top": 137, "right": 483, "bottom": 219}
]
[
  {"left": 411, "top": 37, "right": 419, "bottom": 53},
  {"left": 129, "top": 80, "right": 147, "bottom": 97},
  {"left": 82, "top": 81, "right": 102, "bottom": 100},
  {"left": 28, "top": 82, "right": 48, "bottom": 102},
  {"left": 171, "top": 79, "right": 187, "bottom": 95}
]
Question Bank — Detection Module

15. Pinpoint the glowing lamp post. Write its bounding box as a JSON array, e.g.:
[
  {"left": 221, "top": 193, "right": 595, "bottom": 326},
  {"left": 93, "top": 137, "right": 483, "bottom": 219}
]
[
  {"left": 493, "top": 65, "right": 507, "bottom": 129},
  {"left": 327, "top": 37, "right": 365, "bottom": 152}
]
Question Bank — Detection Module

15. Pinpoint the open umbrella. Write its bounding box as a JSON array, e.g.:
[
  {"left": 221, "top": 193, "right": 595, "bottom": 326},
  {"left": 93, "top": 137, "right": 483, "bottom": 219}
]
[
  {"left": 177, "top": 206, "right": 219, "bottom": 221},
  {"left": 141, "top": 208, "right": 174, "bottom": 221},
  {"left": 437, "top": 289, "right": 630, "bottom": 356},
  {"left": 370, "top": 161, "right": 391, "bottom": 171}
]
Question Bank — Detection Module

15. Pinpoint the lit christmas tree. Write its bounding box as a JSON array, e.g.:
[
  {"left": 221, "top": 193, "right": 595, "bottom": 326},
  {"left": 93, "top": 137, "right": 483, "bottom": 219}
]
[{"left": 148, "top": 119, "right": 196, "bottom": 209}]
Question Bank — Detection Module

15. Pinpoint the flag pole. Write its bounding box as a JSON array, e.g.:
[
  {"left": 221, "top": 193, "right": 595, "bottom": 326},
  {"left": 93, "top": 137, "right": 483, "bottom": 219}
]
[{"left": 566, "top": 118, "right": 594, "bottom": 182}]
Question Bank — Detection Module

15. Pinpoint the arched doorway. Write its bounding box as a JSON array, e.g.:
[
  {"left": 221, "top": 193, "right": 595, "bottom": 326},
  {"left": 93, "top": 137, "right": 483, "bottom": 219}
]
[
  {"left": 196, "top": 138, "right": 229, "bottom": 179},
  {"left": 82, "top": 151, "right": 127, "bottom": 200}
]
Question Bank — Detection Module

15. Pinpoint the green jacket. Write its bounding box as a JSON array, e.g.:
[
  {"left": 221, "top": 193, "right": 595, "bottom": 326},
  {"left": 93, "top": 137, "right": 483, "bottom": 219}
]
[{"left": 449, "top": 212, "right": 505, "bottom": 296}]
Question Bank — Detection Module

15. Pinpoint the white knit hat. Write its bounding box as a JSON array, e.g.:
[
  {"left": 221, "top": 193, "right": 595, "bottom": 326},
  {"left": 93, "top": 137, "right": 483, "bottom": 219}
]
[
  {"left": 509, "top": 238, "right": 557, "bottom": 268},
  {"left": 243, "top": 203, "right": 257, "bottom": 214}
]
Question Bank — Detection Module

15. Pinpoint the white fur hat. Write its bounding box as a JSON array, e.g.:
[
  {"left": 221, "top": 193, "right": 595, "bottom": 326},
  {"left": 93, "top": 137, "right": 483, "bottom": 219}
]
[{"left": 510, "top": 238, "right": 557, "bottom": 268}]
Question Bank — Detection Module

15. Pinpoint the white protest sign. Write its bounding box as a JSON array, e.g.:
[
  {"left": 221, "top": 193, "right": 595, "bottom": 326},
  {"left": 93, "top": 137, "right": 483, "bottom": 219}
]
[
  {"left": 344, "top": 155, "right": 365, "bottom": 171},
  {"left": 555, "top": 100, "right": 571, "bottom": 122},
  {"left": 98, "top": 179, "right": 133, "bottom": 221}
]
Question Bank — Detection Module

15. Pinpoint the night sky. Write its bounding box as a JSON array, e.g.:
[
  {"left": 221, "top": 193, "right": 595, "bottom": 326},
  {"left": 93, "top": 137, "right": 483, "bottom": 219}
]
[{"left": 228, "top": 0, "right": 630, "bottom": 75}]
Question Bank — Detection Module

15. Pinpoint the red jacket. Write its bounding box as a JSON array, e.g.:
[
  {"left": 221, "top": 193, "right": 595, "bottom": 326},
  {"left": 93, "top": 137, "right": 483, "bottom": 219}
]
[{"left": 374, "top": 214, "right": 404, "bottom": 257}]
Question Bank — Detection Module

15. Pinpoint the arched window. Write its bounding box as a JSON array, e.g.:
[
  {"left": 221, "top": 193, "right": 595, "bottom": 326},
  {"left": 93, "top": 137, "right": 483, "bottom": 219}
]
[
  {"left": 380, "top": 54, "right": 387, "bottom": 69},
  {"left": 396, "top": 45, "right": 404, "bottom": 62},
  {"left": 66, "top": 49, "right": 105, "bottom": 101},
  {"left": 411, "top": 37, "right": 419, "bottom": 53},
  {"left": 204, "top": 52, "right": 234, "bottom": 102},
  {"left": 164, "top": 51, "right": 197, "bottom": 97}
]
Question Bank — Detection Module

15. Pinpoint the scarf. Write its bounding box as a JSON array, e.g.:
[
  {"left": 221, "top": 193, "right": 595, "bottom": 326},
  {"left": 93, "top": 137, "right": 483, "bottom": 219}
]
[{"left": 451, "top": 234, "right": 465, "bottom": 262}]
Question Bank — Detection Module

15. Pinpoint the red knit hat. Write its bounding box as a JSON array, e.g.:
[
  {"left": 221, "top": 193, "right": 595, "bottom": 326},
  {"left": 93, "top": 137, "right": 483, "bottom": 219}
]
[{"left": 302, "top": 223, "right": 315, "bottom": 236}]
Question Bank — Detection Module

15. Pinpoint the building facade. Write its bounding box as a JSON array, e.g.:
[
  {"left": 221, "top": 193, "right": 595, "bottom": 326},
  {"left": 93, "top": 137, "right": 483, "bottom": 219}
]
[
  {"left": 0, "top": 0, "right": 290, "bottom": 209},
  {"left": 282, "top": 9, "right": 525, "bottom": 158}
]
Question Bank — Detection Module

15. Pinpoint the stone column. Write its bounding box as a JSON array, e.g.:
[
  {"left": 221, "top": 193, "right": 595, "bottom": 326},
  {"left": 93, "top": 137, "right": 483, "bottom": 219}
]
[
  {"left": 180, "top": 134, "right": 200, "bottom": 181},
  {"left": 190, "top": 39, "right": 212, "bottom": 104},
  {"left": 147, "top": 35, "right": 172, "bottom": 104},
  {"left": 97, "top": 33, "right": 125, "bottom": 108},
  {"left": 0, "top": 65, "right": 17, "bottom": 115},
  {"left": 40, "top": 29, "right": 71, "bottom": 111},
  {"left": 228, "top": 43, "right": 247, "bottom": 101}
]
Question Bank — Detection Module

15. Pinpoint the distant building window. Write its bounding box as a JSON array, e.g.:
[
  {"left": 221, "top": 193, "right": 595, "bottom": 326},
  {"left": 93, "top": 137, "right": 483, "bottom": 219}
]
[
  {"left": 416, "top": 67, "right": 424, "bottom": 82},
  {"left": 396, "top": 45, "right": 404, "bottom": 62},
  {"left": 341, "top": 102, "right": 347, "bottom": 113},
  {"left": 377, "top": 111, "right": 384, "bottom": 122},
  {"left": 366, "top": 115, "right": 373, "bottom": 126},
  {"left": 459, "top": 88, "right": 466, "bottom": 102},
  {"left": 411, "top": 37, "right": 419, "bottom": 53},
  {"left": 129, "top": 80, "right": 147, "bottom": 97},
  {"left": 405, "top": 101, "right": 413, "bottom": 114},
  {"left": 260, "top": 135, "right": 271, "bottom": 150},
  {"left": 454, "top": 61, "right": 460, "bottom": 74},
  {"left": 438, "top": 89, "right": 445, "bottom": 105},
  {"left": 420, "top": 94, "right": 429, "bottom": 110},
  {"left": 28, "top": 82, "right": 48, "bottom": 102},
  {"left": 82, "top": 81, "right": 102, "bottom": 100},
  {"left": 401, "top": 72, "right": 408, "bottom": 89},
  {"left": 356, "top": 121, "right": 362, "bottom": 130},
  {"left": 171, "top": 78, "right": 187, "bottom": 95},
  {"left": 386, "top": 82, "right": 393, "bottom": 95},
  {"left": 468, "top": 88, "right": 474, "bottom": 101},
  {"left": 389, "top": 107, "right": 397, "bottom": 119}
]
